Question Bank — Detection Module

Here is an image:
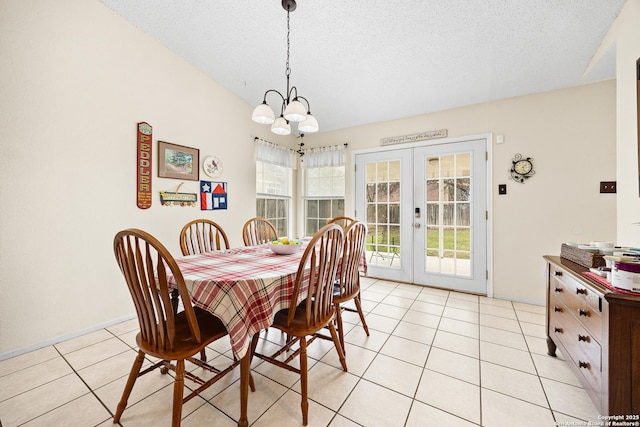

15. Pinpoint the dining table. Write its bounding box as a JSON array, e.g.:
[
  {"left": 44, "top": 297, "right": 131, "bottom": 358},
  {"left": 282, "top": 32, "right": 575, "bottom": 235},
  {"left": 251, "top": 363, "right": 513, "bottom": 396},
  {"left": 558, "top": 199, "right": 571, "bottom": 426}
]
[{"left": 169, "top": 241, "right": 312, "bottom": 427}]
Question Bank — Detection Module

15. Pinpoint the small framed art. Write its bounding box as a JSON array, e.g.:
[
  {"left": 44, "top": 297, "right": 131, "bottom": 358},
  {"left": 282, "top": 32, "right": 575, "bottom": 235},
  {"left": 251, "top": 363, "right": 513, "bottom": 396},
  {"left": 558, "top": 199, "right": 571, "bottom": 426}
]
[{"left": 158, "top": 141, "right": 199, "bottom": 181}]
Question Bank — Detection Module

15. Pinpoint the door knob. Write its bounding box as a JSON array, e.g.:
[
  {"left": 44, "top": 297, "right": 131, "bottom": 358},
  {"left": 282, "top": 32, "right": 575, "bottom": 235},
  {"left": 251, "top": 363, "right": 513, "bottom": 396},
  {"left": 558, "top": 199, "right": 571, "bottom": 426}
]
[{"left": 414, "top": 223, "right": 421, "bottom": 228}]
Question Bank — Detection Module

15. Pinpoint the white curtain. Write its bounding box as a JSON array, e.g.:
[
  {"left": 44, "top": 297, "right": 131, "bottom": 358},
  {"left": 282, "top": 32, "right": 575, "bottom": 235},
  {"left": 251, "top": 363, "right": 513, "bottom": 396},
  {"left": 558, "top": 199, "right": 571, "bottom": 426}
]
[
  {"left": 302, "top": 145, "right": 346, "bottom": 168},
  {"left": 255, "top": 139, "right": 297, "bottom": 169}
]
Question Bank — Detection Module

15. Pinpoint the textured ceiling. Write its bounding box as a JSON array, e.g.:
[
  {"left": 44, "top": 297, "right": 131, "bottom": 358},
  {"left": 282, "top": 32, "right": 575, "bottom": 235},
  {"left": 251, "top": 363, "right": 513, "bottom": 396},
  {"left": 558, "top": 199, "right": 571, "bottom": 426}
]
[{"left": 99, "top": 0, "right": 626, "bottom": 133}]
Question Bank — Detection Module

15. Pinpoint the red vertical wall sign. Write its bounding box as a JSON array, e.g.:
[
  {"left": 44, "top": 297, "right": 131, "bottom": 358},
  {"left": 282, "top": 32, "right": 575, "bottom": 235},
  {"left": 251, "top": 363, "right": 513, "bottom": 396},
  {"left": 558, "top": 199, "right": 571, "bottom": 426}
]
[{"left": 137, "top": 122, "right": 153, "bottom": 209}]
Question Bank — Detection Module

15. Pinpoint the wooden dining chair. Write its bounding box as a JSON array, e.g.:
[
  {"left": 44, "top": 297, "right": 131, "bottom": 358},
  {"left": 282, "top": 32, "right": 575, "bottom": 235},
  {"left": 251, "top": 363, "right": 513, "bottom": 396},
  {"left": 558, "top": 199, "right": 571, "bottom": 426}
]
[
  {"left": 113, "top": 228, "right": 245, "bottom": 427},
  {"left": 242, "top": 217, "right": 278, "bottom": 246},
  {"left": 178, "top": 219, "right": 230, "bottom": 361},
  {"left": 327, "top": 215, "right": 356, "bottom": 229},
  {"left": 252, "top": 223, "right": 347, "bottom": 426},
  {"left": 332, "top": 221, "right": 370, "bottom": 354},
  {"left": 179, "top": 219, "right": 230, "bottom": 256}
]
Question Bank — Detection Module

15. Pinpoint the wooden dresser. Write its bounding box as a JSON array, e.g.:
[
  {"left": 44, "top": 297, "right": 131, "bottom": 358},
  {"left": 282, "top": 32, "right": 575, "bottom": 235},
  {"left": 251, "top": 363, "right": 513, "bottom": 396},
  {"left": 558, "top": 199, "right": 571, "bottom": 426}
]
[{"left": 545, "top": 255, "right": 640, "bottom": 416}]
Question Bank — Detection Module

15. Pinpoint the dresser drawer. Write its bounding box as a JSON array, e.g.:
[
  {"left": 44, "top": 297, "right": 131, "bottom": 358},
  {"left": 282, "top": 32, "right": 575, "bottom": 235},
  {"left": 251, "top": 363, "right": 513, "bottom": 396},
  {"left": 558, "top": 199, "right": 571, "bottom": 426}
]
[
  {"left": 549, "top": 293, "right": 602, "bottom": 395},
  {"left": 549, "top": 265, "right": 603, "bottom": 341}
]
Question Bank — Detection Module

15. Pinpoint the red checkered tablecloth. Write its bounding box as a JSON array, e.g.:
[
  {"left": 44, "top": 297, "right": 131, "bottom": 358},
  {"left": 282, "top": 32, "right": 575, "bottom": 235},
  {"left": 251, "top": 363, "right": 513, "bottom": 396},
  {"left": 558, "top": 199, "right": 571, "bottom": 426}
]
[{"left": 171, "top": 244, "right": 308, "bottom": 359}]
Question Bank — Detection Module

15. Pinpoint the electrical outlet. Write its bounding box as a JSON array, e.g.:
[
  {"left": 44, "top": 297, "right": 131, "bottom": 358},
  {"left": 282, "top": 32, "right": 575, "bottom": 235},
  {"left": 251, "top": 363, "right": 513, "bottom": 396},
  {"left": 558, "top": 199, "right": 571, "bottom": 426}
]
[
  {"left": 498, "top": 184, "right": 507, "bottom": 195},
  {"left": 600, "top": 181, "right": 616, "bottom": 193}
]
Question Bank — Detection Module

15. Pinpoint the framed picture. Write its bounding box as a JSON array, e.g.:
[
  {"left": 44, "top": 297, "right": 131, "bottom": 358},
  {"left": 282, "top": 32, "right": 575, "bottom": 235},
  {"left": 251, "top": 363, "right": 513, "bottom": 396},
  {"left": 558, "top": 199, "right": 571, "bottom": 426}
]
[{"left": 158, "top": 141, "right": 199, "bottom": 181}]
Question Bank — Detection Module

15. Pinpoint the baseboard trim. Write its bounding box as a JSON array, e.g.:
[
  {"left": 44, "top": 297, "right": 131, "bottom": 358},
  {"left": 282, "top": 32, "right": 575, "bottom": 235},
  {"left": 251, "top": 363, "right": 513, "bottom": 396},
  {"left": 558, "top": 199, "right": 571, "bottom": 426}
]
[{"left": 0, "top": 314, "right": 136, "bottom": 362}]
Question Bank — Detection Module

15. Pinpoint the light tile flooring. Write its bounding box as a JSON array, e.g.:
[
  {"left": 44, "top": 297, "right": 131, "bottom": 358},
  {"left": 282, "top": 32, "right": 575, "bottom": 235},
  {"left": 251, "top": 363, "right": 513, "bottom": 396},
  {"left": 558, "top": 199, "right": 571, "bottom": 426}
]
[{"left": 0, "top": 278, "right": 601, "bottom": 426}]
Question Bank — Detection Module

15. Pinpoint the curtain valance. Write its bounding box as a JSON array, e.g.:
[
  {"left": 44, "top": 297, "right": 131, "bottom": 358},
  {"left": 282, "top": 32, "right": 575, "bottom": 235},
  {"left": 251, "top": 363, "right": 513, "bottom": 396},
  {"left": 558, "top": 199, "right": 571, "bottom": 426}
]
[
  {"left": 255, "top": 138, "right": 297, "bottom": 169},
  {"left": 302, "top": 144, "right": 346, "bottom": 169}
]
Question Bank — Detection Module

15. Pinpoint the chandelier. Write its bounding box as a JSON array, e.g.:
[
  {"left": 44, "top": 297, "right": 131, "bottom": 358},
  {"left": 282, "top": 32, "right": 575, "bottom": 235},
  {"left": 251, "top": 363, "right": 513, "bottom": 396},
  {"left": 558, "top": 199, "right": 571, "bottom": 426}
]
[{"left": 251, "top": 0, "right": 318, "bottom": 135}]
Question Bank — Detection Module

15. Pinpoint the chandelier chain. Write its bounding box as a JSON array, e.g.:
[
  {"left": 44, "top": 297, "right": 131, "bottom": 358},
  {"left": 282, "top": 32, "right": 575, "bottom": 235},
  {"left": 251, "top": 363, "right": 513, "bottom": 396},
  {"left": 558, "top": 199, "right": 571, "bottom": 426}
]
[{"left": 286, "top": 9, "right": 291, "bottom": 77}]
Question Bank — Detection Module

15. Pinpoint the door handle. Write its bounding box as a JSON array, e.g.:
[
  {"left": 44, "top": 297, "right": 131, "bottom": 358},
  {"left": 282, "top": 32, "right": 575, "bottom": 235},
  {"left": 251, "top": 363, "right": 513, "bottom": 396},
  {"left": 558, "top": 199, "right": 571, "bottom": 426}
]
[{"left": 414, "top": 223, "right": 421, "bottom": 228}]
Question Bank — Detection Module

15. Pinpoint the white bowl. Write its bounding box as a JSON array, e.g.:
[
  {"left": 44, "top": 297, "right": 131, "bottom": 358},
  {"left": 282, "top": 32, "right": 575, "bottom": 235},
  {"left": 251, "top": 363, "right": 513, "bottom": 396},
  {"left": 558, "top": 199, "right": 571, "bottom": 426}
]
[{"left": 268, "top": 241, "right": 302, "bottom": 255}]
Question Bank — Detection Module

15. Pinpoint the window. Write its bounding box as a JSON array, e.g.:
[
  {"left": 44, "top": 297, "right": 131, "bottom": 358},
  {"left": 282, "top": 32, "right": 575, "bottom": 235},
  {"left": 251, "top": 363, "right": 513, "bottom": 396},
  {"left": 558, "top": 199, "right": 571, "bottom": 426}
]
[
  {"left": 304, "top": 165, "right": 345, "bottom": 236},
  {"left": 256, "top": 161, "right": 291, "bottom": 237}
]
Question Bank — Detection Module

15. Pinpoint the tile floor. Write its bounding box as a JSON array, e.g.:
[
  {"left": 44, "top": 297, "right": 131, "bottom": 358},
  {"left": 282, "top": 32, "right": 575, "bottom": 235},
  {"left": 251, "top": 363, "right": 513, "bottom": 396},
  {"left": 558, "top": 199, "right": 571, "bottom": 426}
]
[{"left": 0, "top": 277, "right": 601, "bottom": 426}]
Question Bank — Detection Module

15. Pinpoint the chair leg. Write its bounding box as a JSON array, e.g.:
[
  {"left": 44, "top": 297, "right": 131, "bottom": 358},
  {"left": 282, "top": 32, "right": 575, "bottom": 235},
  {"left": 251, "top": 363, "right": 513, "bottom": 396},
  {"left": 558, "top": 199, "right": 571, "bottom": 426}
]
[
  {"left": 170, "top": 289, "right": 179, "bottom": 314},
  {"left": 299, "top": 337, "right": 309, "bottom": 426},
  {"left": 248, "top": 333, "right": 261, "bottom": 393},
  {"left": 328, "top": 322, "right": 348, "bottom": 372},
  {"left": 334, "top": 302, "right": 346, "bottom": 355},
  {"left": 172, "top": 359, "right": 186, "bottom": 427},
  {"left": 354, "top": 293, "right": 370, "bottom": 336},
  {"left": 114, "top": 350, "right": 145, "bottom": 423},
  {"left": 200, "top": 349, "right": 207, "bottom": 362}
]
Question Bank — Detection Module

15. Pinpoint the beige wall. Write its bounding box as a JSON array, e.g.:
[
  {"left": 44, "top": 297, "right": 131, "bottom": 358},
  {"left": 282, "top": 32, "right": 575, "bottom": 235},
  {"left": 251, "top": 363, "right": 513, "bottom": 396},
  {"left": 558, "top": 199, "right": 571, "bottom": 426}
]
[
  {"left": 0, "top": 0, "right": 272, "bottom": 356},
  {"left": 614, "top": 0, "right": 640, "bottom": 245},
  {"left": 0, "top": 0, "right": 624, "bottom": 357},
  {"left": 302, "top": 80, "right": 618, "bottom": 303}
]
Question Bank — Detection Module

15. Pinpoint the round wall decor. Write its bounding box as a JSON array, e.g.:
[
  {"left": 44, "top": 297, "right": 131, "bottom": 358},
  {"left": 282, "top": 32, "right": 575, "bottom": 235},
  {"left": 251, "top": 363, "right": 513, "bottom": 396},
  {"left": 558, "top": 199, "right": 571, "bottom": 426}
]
[{"left": 203, "top": 156, "right": 223, "bottom": 178}]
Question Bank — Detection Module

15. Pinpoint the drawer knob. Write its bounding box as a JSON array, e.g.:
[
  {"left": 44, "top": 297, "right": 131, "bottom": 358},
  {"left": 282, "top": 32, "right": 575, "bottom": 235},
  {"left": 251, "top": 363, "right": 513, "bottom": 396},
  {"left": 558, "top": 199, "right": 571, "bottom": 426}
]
[
  {"left": 576, "top": 288, "right": 587, "bottom": 295},
  {"left": 554, "top": 287, "right": 563, "bottom": 293},
  {"left": 578, "top": 309, "right": 589, "bottom": 317},
  {"left": 578, "top": 334, "right": 590, "bottom": 342},
  {"left": 578, "top": 361, "right": 590, "bottom": 369},
  {"left": 554, "top": 327, "right": 563, "bottom": 333},
  {"left": 554, "top": 271, "right": 563, "bottom": 276},
  {"left": 554, "top": 306, "right": 563, "bottom": 313}
]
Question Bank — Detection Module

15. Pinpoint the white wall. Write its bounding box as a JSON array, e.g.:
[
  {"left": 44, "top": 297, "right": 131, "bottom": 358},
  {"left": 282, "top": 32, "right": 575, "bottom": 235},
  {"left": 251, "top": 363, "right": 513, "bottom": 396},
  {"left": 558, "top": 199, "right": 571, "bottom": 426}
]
[
  {"left": 302, "top": 80, "right": 618, "bottom": 304},
  {"left": 614, "top": 0, "right": 640, "bottom": 245},
  {"left": 0, "top": 0, "right": 272, "bottom": 356}
]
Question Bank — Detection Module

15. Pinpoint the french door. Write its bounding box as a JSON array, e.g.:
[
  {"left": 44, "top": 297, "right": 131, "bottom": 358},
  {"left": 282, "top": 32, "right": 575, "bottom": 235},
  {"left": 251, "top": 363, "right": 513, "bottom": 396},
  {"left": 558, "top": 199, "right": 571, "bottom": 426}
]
[{"left": 354, "top": 137, "right": 488, "bottom": 294}]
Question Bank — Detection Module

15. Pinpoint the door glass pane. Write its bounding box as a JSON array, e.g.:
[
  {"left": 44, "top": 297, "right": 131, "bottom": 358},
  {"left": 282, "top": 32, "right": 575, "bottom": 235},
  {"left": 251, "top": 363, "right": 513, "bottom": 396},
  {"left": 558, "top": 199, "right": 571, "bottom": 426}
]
[
  {"left": 366, "top": 204, "right": 376, "bottom": 223},
  {"left": 366, "top": 160, "right": 401, "bottom": 268},
  {"left": 426, "top": 180, "right": 439, "bottom": 201},
  {"left": 457, "top": 178, "right": 470, "bottom": 201},
  {"left": 457, "top": 203, "right": 470, "bottom": 226},
  {"left": 441, "top": 155, "right": 455, "bottom": 178},
  {"left": 456, "top": 153, "right": 471, "bottom": 176},
  {"left": 377, "top": 204, "right": 388, "bottom": 224},
  {"left": 389, "top": 204, "right": 400, "bottom": 224},
  {"left": 426, "top": 157, "right": 439, "bottom": 178},
  {"left": 376, "top": 183, "right": 388, "bottom": 202},
  {"left": 443, "top": 203, "right": 454, "bottom": 226},
  {"left": 424, "top": 152, "right": 473, "bottom": 277}
]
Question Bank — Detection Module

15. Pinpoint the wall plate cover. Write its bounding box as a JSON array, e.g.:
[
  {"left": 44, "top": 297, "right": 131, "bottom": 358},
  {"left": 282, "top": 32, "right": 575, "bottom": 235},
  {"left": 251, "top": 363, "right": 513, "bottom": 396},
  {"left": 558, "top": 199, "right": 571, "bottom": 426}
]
[{"left": 599, "top": 181, "right": 616, "bottom": 193}]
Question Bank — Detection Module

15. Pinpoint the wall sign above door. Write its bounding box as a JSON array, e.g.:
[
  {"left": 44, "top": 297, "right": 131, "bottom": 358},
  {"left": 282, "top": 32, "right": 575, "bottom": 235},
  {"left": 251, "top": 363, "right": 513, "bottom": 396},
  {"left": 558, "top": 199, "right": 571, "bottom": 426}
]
[{"left": 380, "top": 129, "right": 448, "bottom": 146}]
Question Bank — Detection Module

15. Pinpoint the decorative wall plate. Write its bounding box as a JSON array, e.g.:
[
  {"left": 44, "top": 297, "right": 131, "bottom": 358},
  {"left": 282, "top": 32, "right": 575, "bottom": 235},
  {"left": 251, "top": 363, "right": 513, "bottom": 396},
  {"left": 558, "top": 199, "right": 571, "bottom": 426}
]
[{"left": 203, "top": 156, "right": 223, "bottom": 178}]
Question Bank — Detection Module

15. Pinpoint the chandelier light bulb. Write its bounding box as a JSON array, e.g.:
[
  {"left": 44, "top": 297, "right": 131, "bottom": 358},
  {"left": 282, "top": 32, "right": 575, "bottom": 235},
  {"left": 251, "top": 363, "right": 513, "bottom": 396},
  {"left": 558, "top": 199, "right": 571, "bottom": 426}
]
[
  {"left": 271, "top": 116, "right": 291, "bottom": 135},
  {"left": 252, "top": 102, "right": 275, "bottom": 124},
  {"left": 298, "top": 113, "right": 319, "bottom": 133},
  {"left": 283, "top": 99, "right": 307, "bottom": 122}
]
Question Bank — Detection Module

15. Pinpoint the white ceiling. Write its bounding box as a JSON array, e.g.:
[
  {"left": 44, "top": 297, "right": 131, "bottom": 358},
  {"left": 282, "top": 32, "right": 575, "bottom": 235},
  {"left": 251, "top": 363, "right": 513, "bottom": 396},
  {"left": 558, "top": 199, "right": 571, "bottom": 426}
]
[{"left": 99, "top": 0, "right": 626, "bottom": 133}]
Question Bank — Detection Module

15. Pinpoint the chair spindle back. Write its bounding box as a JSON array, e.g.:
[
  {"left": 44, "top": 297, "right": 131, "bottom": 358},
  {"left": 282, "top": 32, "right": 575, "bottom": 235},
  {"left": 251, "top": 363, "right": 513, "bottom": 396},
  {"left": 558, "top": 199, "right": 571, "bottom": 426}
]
[
  {"left": 288, "top": 223, "right": 344, "bottom": 329},
  {"left": 180, "top": 219, "right": 230, "bottom": 256},
  {"left": 242, "top": 217, "right": 278, "bottom": 246},
  {"left": 114, "top": 229, "right": 201, "bottom": 351},
  {"left": 336, "top": 221, "right": 367, "bottom": 300}
]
